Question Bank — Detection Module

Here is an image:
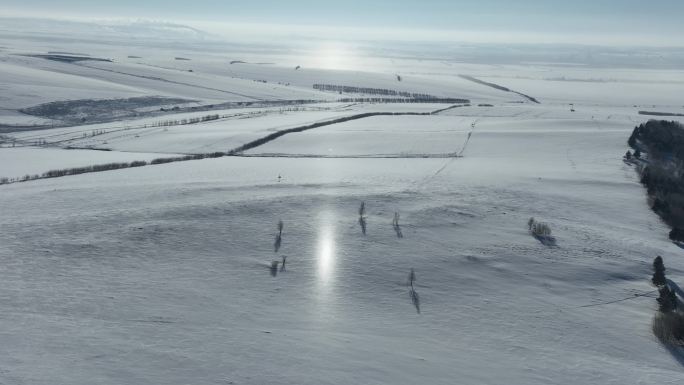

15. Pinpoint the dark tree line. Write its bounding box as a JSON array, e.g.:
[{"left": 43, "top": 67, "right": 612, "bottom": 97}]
[
  {"left": 651, "top": 256, "right": 684, "bottom": 345},
  {"left": 314, "top": 84, "right": 436, "bottom": 99},
  {"left": 628, "top": 120, "right": 684, "bottom": 242}
]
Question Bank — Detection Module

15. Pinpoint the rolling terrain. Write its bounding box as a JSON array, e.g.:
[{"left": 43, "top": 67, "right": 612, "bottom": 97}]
[{"left": 1, "top": 21, "right": 684, "bottom": 385}]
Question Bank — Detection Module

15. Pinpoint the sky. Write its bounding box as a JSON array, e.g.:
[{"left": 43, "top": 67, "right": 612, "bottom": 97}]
[{"left": 2, "top": 0, "right": 683, "bottom": 46}]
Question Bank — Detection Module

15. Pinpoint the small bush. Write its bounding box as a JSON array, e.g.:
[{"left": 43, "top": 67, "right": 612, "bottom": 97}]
[
  {"left": 530, "top": 219, "right": 552, "bottom": 237},
  {"left": 528, "top": 217, "right": 556, "bottom": 246}
]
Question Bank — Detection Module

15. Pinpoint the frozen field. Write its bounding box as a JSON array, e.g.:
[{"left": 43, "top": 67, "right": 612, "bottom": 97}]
[
  {"left": 1, "top": 23, "right": 684, "bottom": 385},
  {"left": 245, "top": 115, "right": 475, "bottom": 157}
]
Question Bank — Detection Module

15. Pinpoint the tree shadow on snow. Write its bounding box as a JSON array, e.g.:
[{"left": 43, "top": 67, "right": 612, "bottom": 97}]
[
  {"left": 664, "top": 344, "right": 684, "bottom": 367},
  {"left": 668, "top": 279, "right": 684, "bottom": 299},
  {"left": 409, "top": 287, "right": 420, "bottom": 314},
  {"left": 269, "top": 261, "right": 279, "bottom": 277},
  {"left": 359, "top": 216, "right": 367, "bottom": 236},
  {"left": 534, "top": 234, "right": 557, "bottom": 247},
  {"left": 274, "top": 234, "right": 282, "bottom": 253}
]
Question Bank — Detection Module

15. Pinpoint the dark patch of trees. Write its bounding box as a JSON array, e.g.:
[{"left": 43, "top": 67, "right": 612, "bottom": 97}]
[
  {"left": 628, "top": 120, "right": 684, "bottom": 242},
  {"left": 651, "top": 256, "right": 684, "bottom": 344},
  {"left": 638, "top": 111, "right": 684, "bottom": 117},
  {"left": 26, "top": 54, "right": 111, "bottom": 63}
]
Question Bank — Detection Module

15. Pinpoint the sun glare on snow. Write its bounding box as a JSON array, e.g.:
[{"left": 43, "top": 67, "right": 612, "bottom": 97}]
[{"left": 310, "top": 42, "right": 357, "bottom": 70}]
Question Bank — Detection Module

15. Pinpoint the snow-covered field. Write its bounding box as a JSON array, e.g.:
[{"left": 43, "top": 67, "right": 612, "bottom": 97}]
[
  {"left": 1, "top": 23, "right": 684, "bottom": 385},
  {"left": 245, "top": 115, "right": 474, "bottom": 157},
  {"left": 0, "top": 147, "right": 180, "bottom": 178}
]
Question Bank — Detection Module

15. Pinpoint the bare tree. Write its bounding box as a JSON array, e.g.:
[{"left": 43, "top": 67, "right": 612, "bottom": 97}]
[
  {"left": 358, "top": 202, "right": 367, "bottom": 235},
  {"left": 393, "top": 212, "right": 403, "bottom": 238}
]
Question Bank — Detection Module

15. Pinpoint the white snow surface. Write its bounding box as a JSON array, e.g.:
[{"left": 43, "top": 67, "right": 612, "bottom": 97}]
[{"left": 1, "top": 28, "right": 684, "bottom": 385}]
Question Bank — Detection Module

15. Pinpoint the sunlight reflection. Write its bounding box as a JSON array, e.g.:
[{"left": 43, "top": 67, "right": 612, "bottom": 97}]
[
  {"left": 311, "top": 42, "right": 356, "bottom": 70},
  {"left": 316, "top": 219, "right": 336, "bottom": 285}
]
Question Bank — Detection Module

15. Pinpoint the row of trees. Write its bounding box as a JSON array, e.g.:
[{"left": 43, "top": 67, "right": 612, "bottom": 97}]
[
  {"left": 314, "top": 84, "right": 436, "bottom": 99},
  {"left": 337, "top": 97, "right": 468, "bottom": 104},
  {"left": 627, "top": 120, "right": 684, "bottom": 243},
  {"left": 651, "top": 256, "right": 684, "bottom": 344},
  {"left": 268, "top": 206, "right": 419, "bottom": 313},
  {"left": 151, "top": 114, "right": 221, "bottom": 128},
  {"left": 0, "top": 151, "right": 229, "bottom": 185}
]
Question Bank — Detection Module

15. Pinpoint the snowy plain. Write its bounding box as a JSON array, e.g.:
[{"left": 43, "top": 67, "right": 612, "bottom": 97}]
[{"left": 1, "top": 20, "right": 684, "bottom": 385}]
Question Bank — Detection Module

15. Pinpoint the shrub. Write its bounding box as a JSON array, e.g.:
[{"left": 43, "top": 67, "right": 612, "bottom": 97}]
[
  {"left": 531, "top": 221, "right": 552, "bottom": 237},
  {"left": 528, "top": 217, "right": 556, "bottom": 246}
]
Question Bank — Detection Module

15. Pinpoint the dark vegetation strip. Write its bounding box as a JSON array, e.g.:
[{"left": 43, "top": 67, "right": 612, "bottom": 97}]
[
  {"left": 3, "top": 99, "right": 325, "bottom": 133},
  {"left": 24, "top": 54, "right": 111, "bottom": 63},
  {"left": 459, "top": 75, "right": 540, "bottom": 104},
  {"left": 337, "top": 97, "right": 468, "bottom": 104},
  {"left": 431, "top": 104, "right": 471, "bottom": 114},
  {"left": 639, "top": 111, "right": 684, "bottom": 117},
  {"left": 314, "top": 84, "right": 439, "bottom": 100},
  {"left": 233, "top": 153, "right": 459, "bottom": 159},
  {"left": 627, "top": 120, "right": 684, "bottom": 243},
  {"left": 0, "top": 105, "right": 467, "bottom": 186}
]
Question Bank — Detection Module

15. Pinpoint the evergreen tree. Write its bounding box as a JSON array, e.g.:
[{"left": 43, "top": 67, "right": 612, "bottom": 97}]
[
  {"left": 652, "top": 256, "right": 667, "bottom": 287},
  {"left": 657, "top": 286, "right": 678, "bottom": 313}
]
